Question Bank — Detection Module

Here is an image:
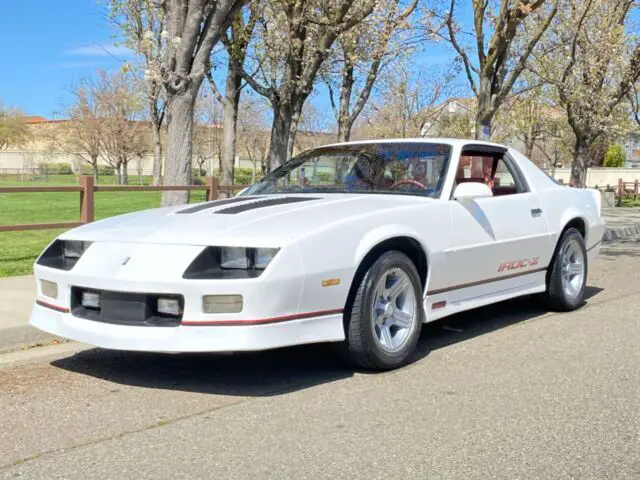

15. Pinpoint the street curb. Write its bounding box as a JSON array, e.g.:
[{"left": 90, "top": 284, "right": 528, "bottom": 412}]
[
  {"left": 0, "top": 325, "right": 65, "bottom": 355},
  {"left": 603, "top": 223, "right": 640, "bottom": 243}
]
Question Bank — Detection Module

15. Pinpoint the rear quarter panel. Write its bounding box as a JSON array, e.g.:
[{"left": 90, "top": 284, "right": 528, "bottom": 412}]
[{"left": 509, "top": 149, "right": 604, "bottom": 252}]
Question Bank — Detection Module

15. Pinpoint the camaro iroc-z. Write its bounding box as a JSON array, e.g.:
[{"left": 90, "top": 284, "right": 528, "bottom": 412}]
[{"left": 30, "top": 139, "right": 605, "bottom": 370}]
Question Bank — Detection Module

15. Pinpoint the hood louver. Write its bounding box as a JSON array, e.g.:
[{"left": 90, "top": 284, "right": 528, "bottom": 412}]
[
  {"left": 214, "top": 196, "right": 321, "bottom": 215},
  {"left": 175, "top": 196, "right": 263, "bottom": 214}
]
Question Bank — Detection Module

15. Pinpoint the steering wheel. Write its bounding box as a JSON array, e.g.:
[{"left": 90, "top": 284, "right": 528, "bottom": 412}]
[{"left": 390, "top": 179, "right": 426, "bottom": 190}]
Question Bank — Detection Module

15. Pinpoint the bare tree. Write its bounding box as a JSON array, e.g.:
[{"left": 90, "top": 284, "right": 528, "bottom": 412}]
[
  {"left": 96, "top": 71, "right": 149, "bottom": 185},
  {"left": 53, "top": 79, "right": 105, "bottom": 179},
  {"left": 0, "top": 100, "right": 30, "bottom": 150},
  {"left": 242, "top": 0, "right": 376, "bottom": 171},
  {"left": 108, "top": 0, "right": 167, "bottom": 186},
  {"left": 327, "top": 0, "right": 418, "bottom": 142},
  {"left": 236, "top": 93, "right": 270, "bottom": 181},
  {"left": 427, "top": 0, "right": 559, "bottom": 140},
  {"left": 194, "top": 86, "right": 224, "bottom": 177},
  {"left": 532, "top": 0, "right": 640, "bottom": 186},
  {"left": 206, "top": 7, "right": 257, "bottom": 185},
  {"left": 360, "top": 62, "right": 454, "bottom": 139}
]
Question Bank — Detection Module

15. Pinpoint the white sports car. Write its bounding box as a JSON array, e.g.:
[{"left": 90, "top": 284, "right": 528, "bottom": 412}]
[{"left": 30, "top": 139, "right": 605, "bottom": 369}]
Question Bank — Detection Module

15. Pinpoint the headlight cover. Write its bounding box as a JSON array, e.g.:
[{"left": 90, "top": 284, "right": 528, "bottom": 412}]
[
  {"left": 36, "top": 240, "right": 92, "bottom": 271},
  {"left": 183, "top": 246, "right": 280, "bottom": 279}
]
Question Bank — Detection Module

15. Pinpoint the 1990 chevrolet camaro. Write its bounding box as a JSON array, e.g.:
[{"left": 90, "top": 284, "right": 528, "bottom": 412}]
[{"left": 30, "top": 139, "right": 605, "bottom": 369}]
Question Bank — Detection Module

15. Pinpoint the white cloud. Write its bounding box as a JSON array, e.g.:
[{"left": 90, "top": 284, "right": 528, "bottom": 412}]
[
  {"left": 54, "top": 61, "right": 105, "bottom": 69},
  {"left": 65, "top": 44, "right": 133, "bottom": 58}
]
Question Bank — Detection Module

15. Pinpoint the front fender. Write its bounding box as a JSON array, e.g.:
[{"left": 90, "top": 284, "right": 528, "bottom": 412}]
[{"left": 354, "top": 224, "right": 431, "bottom": 266}]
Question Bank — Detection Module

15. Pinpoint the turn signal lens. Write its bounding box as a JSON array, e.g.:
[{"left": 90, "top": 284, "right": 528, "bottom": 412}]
[
  {"left": 202, "top": 295, "right": 243, "bottom": 314},
  {"left": 40, "top": 280, "right": 58, "bottom": 299}
]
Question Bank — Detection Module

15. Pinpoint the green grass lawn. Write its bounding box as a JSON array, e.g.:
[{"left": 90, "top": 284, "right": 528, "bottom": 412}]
[{"left": 0, "top": 175, "right": 207, "bottom": 277}]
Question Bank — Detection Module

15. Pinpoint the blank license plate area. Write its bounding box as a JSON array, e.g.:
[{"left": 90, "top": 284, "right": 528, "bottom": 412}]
[{"left": 100, "top": 292, "right": 149, "bottom": 324}]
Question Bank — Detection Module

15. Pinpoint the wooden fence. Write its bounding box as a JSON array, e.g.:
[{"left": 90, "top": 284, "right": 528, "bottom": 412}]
[
  {"left": 0, "top": 176, "right": 246, "bottom": 232},
  {"left": 615, "top": 178, "right": 640, "bottom": 206}
]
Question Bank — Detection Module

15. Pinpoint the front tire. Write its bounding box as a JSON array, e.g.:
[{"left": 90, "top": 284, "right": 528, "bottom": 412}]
[
  {"left": 345, "top": 251, "right": 423, "bottom": 370},
  {"left": 544, "top": 227, "right": 588, "bottom": 311}
]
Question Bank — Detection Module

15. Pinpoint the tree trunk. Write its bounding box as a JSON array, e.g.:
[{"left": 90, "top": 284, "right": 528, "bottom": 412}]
[
  {"left": 122, "top": 160, "right": 129, "bottom": 185},
  {"left": 475, "top": 109, "right": 494, "bottom": 141},
  {"left": 286, "top": 112, "right": 300, "bottom": 162},
  {"left": 266, "top": 103, "right": 293, "bottom": 172},
  {"left": 162, "top": 87, "right": 198, "bottom": 206},
  {"left": 151, "top": 123, "right": 163, "bottom": 186},
  {"left": 570, "top": 137, "right": 588, "bottom": 188},
  {"left": 115, "top": 164, "right": 122, "bottom": 185},
  {"left": 337, "top": 58, "right": 355, "bottom": 143},
  {"left": 221, "top": 59, "right": 242, "bottom": 186},
  {"left": 475, "top": 79, "right": 494, "bottom": 140},
  {"left": 91, "top": 158, "right": 99, "bottom": 183},
  {"left": 337, "top": 120, "right": 353, "bottom": 143},
  {"left": 525, "top": 135, "right": 535, "bottom": 159}
]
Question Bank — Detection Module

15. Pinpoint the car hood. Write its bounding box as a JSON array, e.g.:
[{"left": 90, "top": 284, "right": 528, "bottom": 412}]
[{"left": 60, "top": 193, "right": 436, "bottom": 247}]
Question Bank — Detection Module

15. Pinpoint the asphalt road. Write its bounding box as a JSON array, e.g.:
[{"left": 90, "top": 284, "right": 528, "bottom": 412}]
[{"left": 1, "top": 241, "right": 639, "bottom": 479}]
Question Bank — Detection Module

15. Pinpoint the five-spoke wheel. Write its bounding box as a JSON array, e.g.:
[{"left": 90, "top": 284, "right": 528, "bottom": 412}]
[
  {"left": 345, "top": 251, "right": 422, "bottom": 370},
  {"left": 545, "top": 227, "right": 588, "bottom": 311}
]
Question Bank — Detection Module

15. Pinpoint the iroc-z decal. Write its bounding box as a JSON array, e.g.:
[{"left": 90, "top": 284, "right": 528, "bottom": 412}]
[{"left": 497, "top": 257, "right": 540, "bottom": 273}]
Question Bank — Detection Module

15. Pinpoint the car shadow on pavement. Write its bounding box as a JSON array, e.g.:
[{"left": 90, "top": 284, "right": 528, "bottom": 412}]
[{"left": 51, "top": 287, "right": 604, "bottom": 397}]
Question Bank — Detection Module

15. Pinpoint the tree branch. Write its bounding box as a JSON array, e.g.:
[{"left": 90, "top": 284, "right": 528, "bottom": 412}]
[
  {"left": 496, "top": 0, "right": 559, "bottom": 106},
  {"left": 445, "top": 0, "right": 479, "bottom": 97}
]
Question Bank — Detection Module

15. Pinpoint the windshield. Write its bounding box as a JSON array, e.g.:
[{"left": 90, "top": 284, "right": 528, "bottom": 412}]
[{"left": 241, "top": 142, "right": 452, "bottom": 198}]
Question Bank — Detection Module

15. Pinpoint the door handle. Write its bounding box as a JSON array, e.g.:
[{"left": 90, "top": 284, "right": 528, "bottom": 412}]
[{"left": 531, "top": 208, "right": 543, "bottom": 217}]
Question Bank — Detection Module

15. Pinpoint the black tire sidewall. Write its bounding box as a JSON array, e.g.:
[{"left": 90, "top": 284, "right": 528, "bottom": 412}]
[
  {"left": 352, "top": 251, "right": 423, "bottom": 368},
  {"left": 549, "top": 228, "right": 588, "bottom": 310}
]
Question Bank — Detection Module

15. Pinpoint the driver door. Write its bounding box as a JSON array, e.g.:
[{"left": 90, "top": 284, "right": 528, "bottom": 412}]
[{"left": 440, "top": 152, "right": 551, "bottom": 301}]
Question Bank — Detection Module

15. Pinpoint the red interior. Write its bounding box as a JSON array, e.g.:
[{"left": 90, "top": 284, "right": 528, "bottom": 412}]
[{"left": 455, "top": 153, "right": 518, "bottom": 197}]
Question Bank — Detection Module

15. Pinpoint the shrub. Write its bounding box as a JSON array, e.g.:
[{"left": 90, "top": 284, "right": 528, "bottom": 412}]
[
  {"left": 80, "top": 165, "right": 96, "bottom": 176},
  {"left": 234, "top": 168, "right": 253, "bottom": 185},
  {"left": 98, "top": 165, "right": 115, "bottom": 176},
  {"left": 38, "top": 162, "right": 74, "bottom": 175},
  {"left": 603, "top": 144, "right": 626, "bottom": 167}
]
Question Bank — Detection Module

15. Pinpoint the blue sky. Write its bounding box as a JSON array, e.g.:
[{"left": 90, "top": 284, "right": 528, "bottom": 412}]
[
  {"left": 0, "top": 1, "right": 131, "bottom": 117},
  {"left": 0, "top": 0, "right": 460, "bottom": 120}
]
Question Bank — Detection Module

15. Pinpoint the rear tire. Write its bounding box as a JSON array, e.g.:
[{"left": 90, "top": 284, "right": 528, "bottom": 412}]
[
  {"left": 344, "top": 251, "right": 423, "bottom": 370},
  {"left": 544, "top": 227, "right": 588, "bottom": 311}
]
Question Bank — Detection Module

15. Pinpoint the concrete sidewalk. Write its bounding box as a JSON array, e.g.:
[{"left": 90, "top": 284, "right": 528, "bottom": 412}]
[
  {"left": 1, "top": 207, "right": 640, "bottom": 353},
  {"left": 0, "top": 275, "right": 64, "bottom": 353}
]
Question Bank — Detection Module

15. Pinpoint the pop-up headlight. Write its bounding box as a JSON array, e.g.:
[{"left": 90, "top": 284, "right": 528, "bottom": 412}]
[
  {"left": 183, "top": 247, "right": 280, "bottom": 279},
  {"left": 37, "top": 240, "right": 93, "bottom": 271}
]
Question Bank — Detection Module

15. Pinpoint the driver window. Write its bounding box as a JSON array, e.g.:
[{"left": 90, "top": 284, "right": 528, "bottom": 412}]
[
  {"left": 456, "top": 152, "right": 524, "bottom": 197},
  {"left": 456, "top": 155, "right": 493, "bottom": 184}
]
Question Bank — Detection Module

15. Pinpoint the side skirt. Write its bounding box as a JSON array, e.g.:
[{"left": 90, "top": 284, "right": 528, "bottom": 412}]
[{"left": 422, "top": 270, "right": 547, "bottom": 322}]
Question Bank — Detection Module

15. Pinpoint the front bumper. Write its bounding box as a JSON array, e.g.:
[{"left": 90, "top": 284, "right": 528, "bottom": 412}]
[
  {"left": 29, "top": 240, "right": 347, "bottom": 352},
  {"left": 30, "top": 303, "right": 345, "bottom": 352}
]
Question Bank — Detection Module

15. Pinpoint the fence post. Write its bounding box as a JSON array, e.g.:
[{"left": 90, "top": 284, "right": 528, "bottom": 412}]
[
  {"left": 617, "top": 178, "right": 623, "bottom": 207},
  {"left": 635, "top": 180, "right": 638, "bottom": 201},
  {"left": 205, "top": 176, "right": 218, "bottom": 201},
  {"left": 80, "top": 175, "right": 95, "bottom": 224}
]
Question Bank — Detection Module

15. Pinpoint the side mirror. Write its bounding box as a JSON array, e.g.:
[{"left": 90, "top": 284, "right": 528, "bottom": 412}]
[{"left": 453, "top": 182, "right": 493, "bottom": 201}]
